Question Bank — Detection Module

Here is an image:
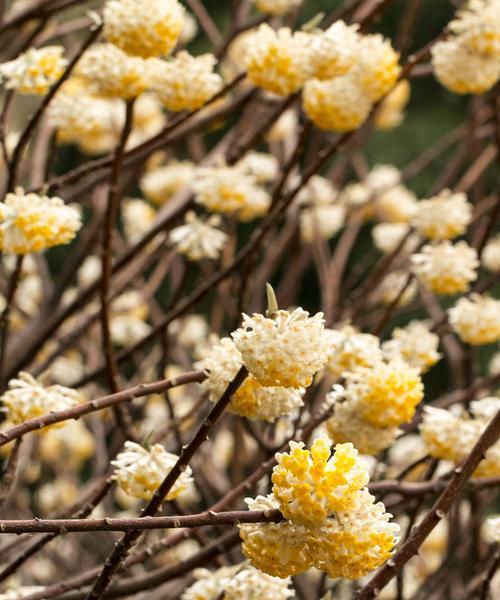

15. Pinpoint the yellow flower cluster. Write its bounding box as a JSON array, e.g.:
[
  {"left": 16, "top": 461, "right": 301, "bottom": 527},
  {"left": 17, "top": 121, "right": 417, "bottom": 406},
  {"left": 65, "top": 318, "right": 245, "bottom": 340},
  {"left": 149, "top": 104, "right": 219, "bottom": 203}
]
[
  {"left": 0, "top": 46, "right": 67, "bottom": 95},
  {"left": 432, "top": 0, "right": 500, "bottom": 94},
  {"left": 272, "top": 439, "right": 369, "bottom": 527},
  {"left": 111, "top": 441, "right": 193, "bottom": 501},
  {"left": 420, "top": 398, "right": 500, "bottom": 478},
  {"left": 240, "top": 441, "right": 399, "bottom": 579},
  {"left": 382, "top": 321, "right": 441, "bottom": 373},
  {"left": 326, "top": 357, "right": 424, "bottom": 455},
  {"left": 103, "top": 0, "right": 185, "bottom": 58},
  {"left": 232, "top": 307, "right": 329, "bottom": 387},
  {"left": 411, "top": 241, "right": 479, "bottom": 295},
  {"left": 148, "top": 52, "right": 222, "bottom": 112},
  {"left": 196, "top": 337, "right": 304, "bottom": 421},
  {"left": 448, "top": 294, "right": 500, "bottom": 345},
  {"left": 1, "top": 372, "right": 81, "bottom": 426},
  {"left": 0, "top": 188, "right": 81, "bottom": 254},
  {"left": 412, "top": 189, "right": 472, "bottom": 240}
]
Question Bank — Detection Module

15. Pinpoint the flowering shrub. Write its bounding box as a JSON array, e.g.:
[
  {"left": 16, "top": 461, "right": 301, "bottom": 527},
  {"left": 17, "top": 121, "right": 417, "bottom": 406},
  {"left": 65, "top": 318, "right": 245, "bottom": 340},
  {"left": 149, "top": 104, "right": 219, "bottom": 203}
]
[{"left": 0, "top": 1, "right": 498, "bottom": 599}]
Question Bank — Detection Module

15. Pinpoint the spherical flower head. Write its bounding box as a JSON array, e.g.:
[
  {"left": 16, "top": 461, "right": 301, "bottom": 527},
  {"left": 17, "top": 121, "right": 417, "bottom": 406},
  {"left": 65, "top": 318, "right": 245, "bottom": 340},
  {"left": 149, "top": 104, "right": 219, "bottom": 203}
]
[
  {"left": 326, "top": 398, "right": 400, "bottom": 456},
  {"left": 449, "top": 0, "right": 500, "bottom": 59},
  {"left": 122, "top": 199, "right": 156, "bottom": 244},
  {"left": 309, "top": 20, "right": 361, "bottom": 80},
  {"left": 311, "top": 488, "right": 400, "bottom": 579},
  {"left": 193, "top": 166, "right": 271, "bottom": 222},
  {"left": 183, "top": 563, "right": 294, "bottom": 600},
  {"left": 272, "top": 439, "right": 370, "bottom": 527},
  {"left": 243, "top": 25, "right": 314, "bottom": 96},
  {"left": 169, "top": 211, "right": 227, "bottom": 261},
  {"left": 236, "top": 152, "right": 279, "bottom": 184},
  {"left": 0, "top": 188, "right": 81, "bottom": 254},
  {"left": 356, "top": 34, "right": 401, "bottom": 102},
  {"left": 103, "top": 0, "right": 185, "bottom": 58},
  {"left": 324, "top": 325, "right": 382, "bottom": 380},
  {"left": 140, "top": 160, "right": 195, "bottom": 205},
  {"left": 376, "top": 271, "right": 417, "bottom": 307},
  {"left": 111, "top": 441, "right": 193, "bottom": 501},
  {"left": 0, "top": 46, "right": 67, "bottom": 95},
  {"left": 375, "top": 79, "right": 411, "bottom": 129},
  {"left": 345, "top": 359, "right": 424, "bottom": 428},
  {"left": 411, "top": 241, "right": 479, "bottom": 295},
  {"left": 431, "top": 39, "right": 500, "bottom": 94},
  {"left": 412, "top": 189, "right": 472, "bottom": 240},
  {"left": 382, "top": 321, "right": 441, "bottom": 373},
  {"left": 375, "top": 185, "right": 418, "bottom": 223},
  {"left": 76, "top": 44, "right": 147, "bottom": 99},
  {"left": 482, "top": 236, "right": 500, "bottom": 272},
  {"left": 448, "top": 294, "right": 500, "bottom": 345},
  {"left": 239, "top": 494, "right": 314, "bottom": 578},
  {"left": 232, "top": 307, "right": 328, "bottom": 388},
  {"left": 303, "top": 73, "right": 372, "bottom": 132},
  {"left": 148, "top": 52, "right": 222, "bottom": 112},
  {"left": 372, "top": 223, "right": 419, "bottom": 254},
  {"left": 1, "top": 372, "right": 81, "bottom": 425},
  {"left": 196, "top": 337, "right": 303, "bottom": 421},
  {"left": 254, "top": 0, "right": 302, "bottom": 15},
  {"left": 300, "top": 204, "right": 345, "bottom": 242}
]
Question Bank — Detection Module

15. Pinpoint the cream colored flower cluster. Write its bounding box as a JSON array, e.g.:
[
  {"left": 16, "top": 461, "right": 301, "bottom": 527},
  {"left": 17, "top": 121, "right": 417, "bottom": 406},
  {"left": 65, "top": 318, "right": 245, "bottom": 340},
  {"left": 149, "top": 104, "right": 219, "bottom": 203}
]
[
  {"left": 0, "top": 188, "right": 81, "bottom": 254},
  {"left": 420, "top": 398, "right": 500, "bottom": 477},
  {"left": 242, "top": 21, "right": 400, "bottom": 132},
  {"left": 111, "top": 441, "right": 193, "bottom": 501},
  {"left": 0, "top": 46, "right": 67, "bottom": 95},
  {"left": 232, "top": 307, "right": 329, "bottom": 388},
  {"left": 182, "top": 564, "right": 294, "bottom": 600},
  {"left": 412, "top": 190, "right": 472, "bottom": 240},
  {"left": 448, "top": 293, "right": 500, "bottom": 345},
  {"left": 195, "top": 337, "right": 304, "bottom": 421},
  {"left": 411, "top": 240, "right": 479, "bottom": 295},
  {"left": 326, "top": 356, "right": 424, "bottom": 455},
  {"left": 169, "top": 211, "right": 228, "bottom": 261},
  {"left": 297, "top": 176, "right": 345, "bottom": 242},
  {"left": 432, "top": 0, "right": 500, "bottom": 94},
  {"left": 239, "top": 439, "right": 399, "bottom": 579},
  {"left": 1, "top": 372, "right": 81, "bottom": 426}
]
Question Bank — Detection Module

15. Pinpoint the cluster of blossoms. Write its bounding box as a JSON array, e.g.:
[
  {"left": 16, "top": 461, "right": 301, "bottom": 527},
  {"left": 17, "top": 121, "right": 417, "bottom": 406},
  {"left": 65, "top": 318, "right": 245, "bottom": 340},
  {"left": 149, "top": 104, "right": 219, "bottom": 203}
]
[
  {"left": 239, "top": 438, "right": 399, "bottom": 579},
  {"left": 0, "top": 46, "right": 67, "bottom": 95},
  {"left": 1, "top": 372, "right": 81, "bottom": 426},
  {"left": 432, "top": 0, "right": 500, "bottom": 94},
  {"left": 182, "top": 563, "right": 294, "bottom": 600},
  {"left": 448, "top": 293, "right": 500, "bottom": 345},
  {"left": 111, "top": 441, "right": 193, "bottom": 501},
  {"left": 420, "top": 397, "right": 500, "bottom": 477},
  {"left": 0, "top": 188, "right": 81, "bottom": 254},
  {"left": 242, "top": 20, "right": 401, "bottom": 132}
]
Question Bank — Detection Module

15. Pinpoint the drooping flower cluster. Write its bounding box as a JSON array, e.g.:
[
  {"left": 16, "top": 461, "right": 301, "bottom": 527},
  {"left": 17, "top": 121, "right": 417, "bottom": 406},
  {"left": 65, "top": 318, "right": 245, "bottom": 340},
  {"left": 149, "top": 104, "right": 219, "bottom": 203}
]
[
  {"left": 411, "top": 241, "right": 479, "bottom": 295},
  {"left": 448, "top": 294, "right": 500, "bottom": 345},
  {"left": 195, "top": 337, "right": 304, "bottom": 421},
  {"left": 432, "top": 0, "right": 500, "bottom": 94},
  {"left": 232, "top": 307, "right": 329, "bottom": 388},
  {"left": 111, "top": 441, "right": 193, "bottom": 501},
  {"left": 326, "top": 358, "right": 424, "bottom": 455},
  {"left": 169, "top": 211, "right": 228, "bottom": 261},
  {"left": 420, "top": 398, "right": 500, "bottom": 477},
  {"left": 182, "top": 563, "right": 294, "bottom": 600},
  {"left": 412, "top": 190, "right": 472, "bottom": 240},
  {"left": 1, "top": 372, "right": 81, "bottom": 425},
  {"left": 240, "top": 439, "right": 399, "bottom": 579},
  {"left": 0, "top": 188, "right": 81, "bottom": 254},
  {"left": 0, "top": 46, "right": 67, "bottom": 95},
  {"left": 103, "top": 0, "right": 185, "bottom": 58}
]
